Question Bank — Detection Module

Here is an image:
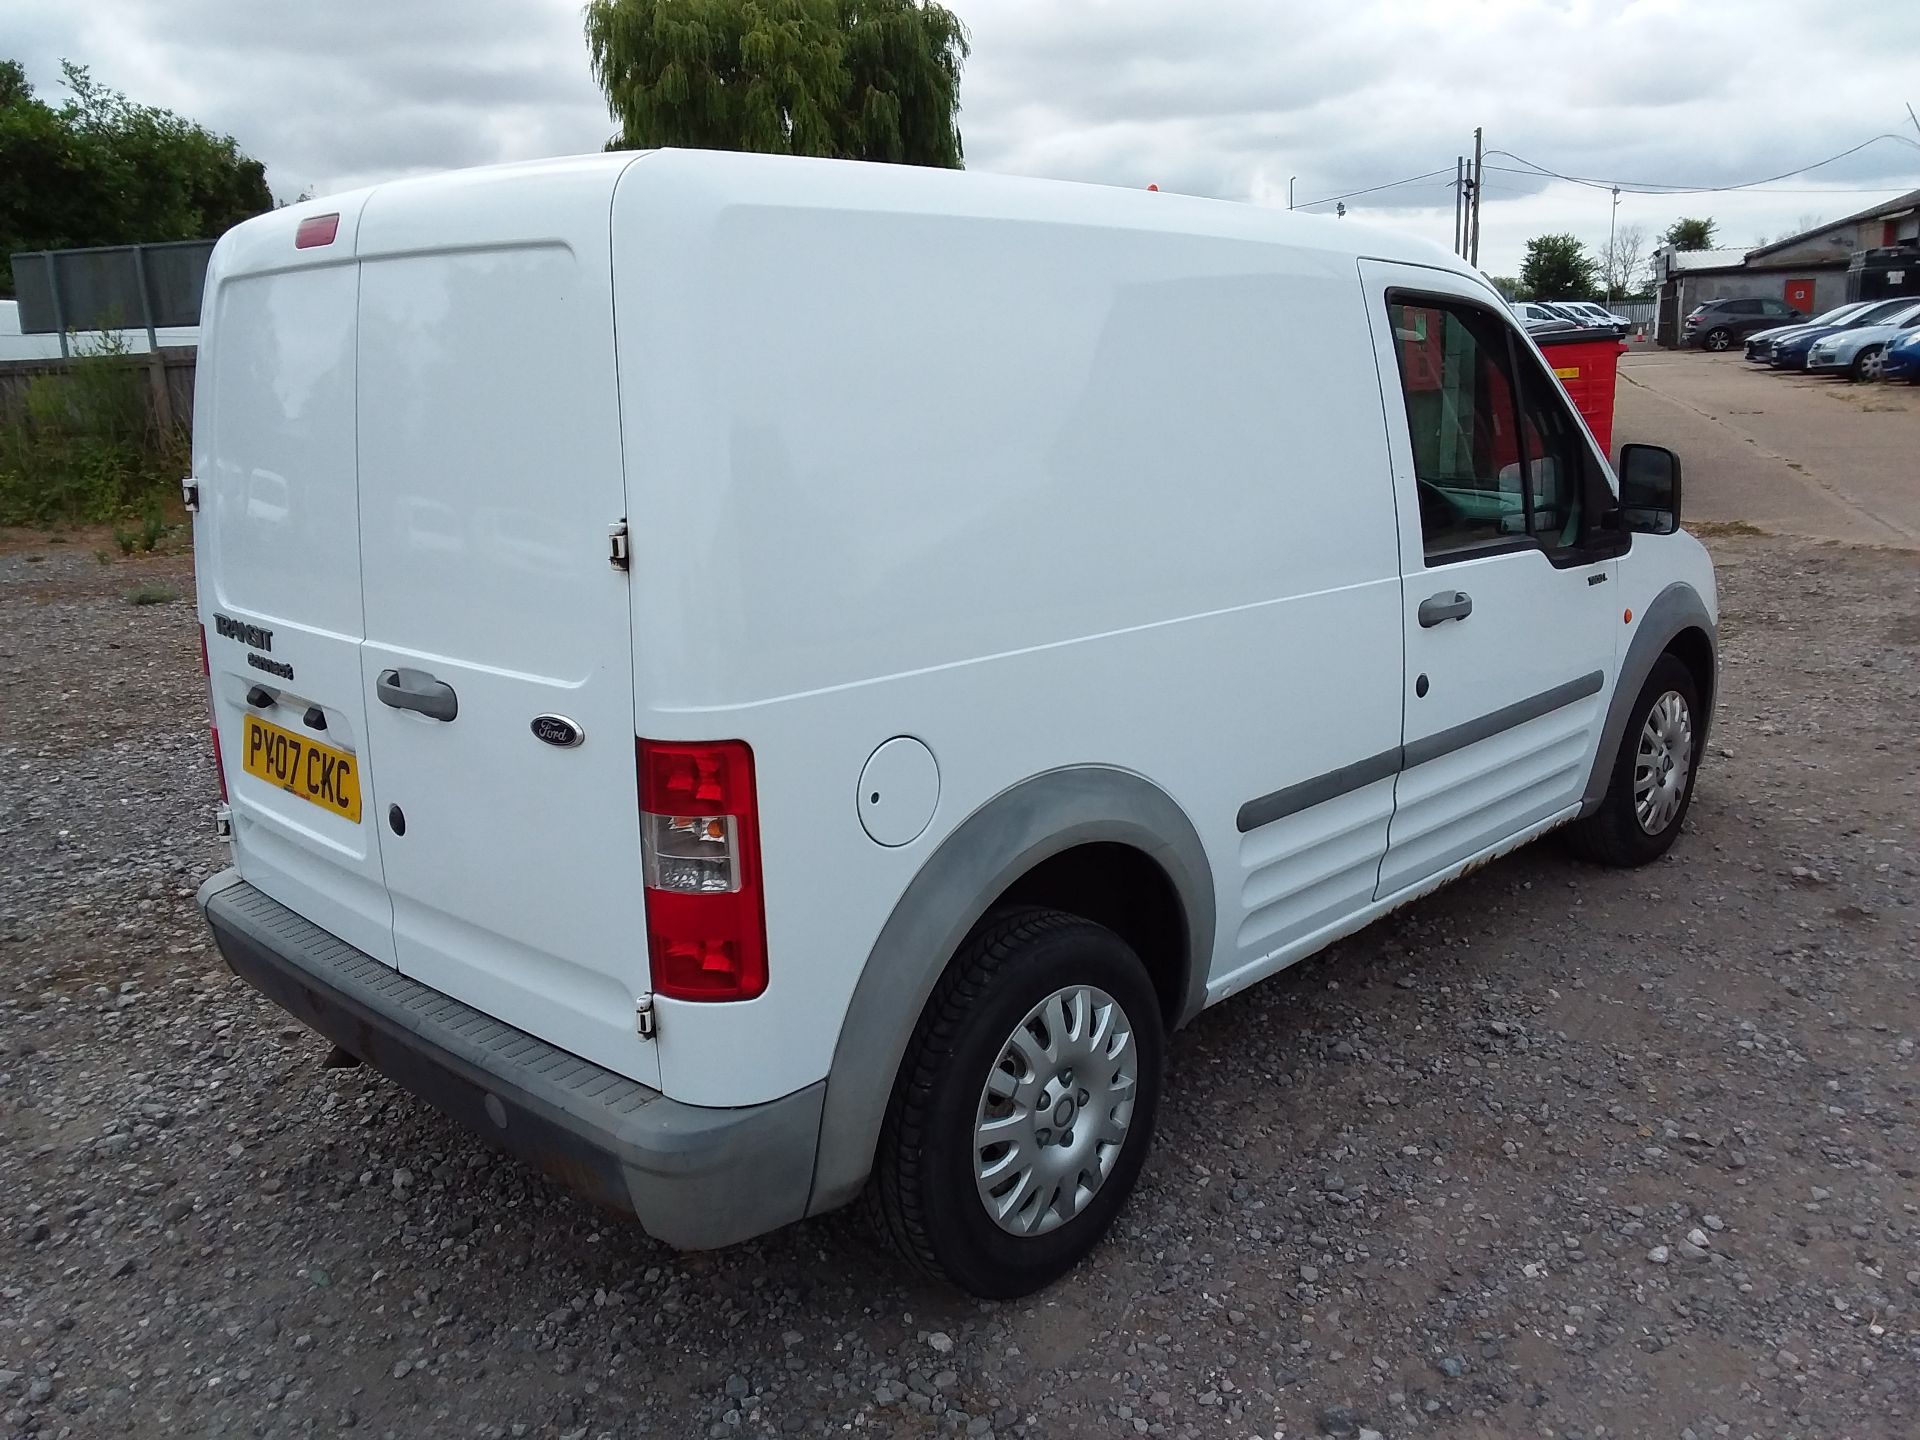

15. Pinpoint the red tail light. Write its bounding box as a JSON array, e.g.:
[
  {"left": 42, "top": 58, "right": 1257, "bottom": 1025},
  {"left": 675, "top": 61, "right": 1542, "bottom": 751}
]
[
  {"left": 200, "top": 625, "right": 227, "bottom": 803},
  {"left": 638, "top": 739, "right": 768, "bottom": 1001}
]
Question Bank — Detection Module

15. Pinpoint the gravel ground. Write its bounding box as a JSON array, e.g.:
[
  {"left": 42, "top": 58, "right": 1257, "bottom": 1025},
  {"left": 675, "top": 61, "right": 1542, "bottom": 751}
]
[{"left": 2, "top": 531, "right": 1917, "bottom": 1440}]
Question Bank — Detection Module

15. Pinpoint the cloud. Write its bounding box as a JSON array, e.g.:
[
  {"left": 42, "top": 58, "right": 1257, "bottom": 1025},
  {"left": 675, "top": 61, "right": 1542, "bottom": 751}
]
[
  {"left": 8, "top": 0, "right": 1918, "bottom": 269},
  {"left": 8, "top": 0, "right": 614, "bottom": 195}
]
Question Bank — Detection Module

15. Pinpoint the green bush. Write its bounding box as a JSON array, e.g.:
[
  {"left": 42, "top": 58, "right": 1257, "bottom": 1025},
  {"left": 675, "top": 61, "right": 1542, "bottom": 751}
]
[{"left": 0, "top": 335, "right": 188, "bottom": 527}]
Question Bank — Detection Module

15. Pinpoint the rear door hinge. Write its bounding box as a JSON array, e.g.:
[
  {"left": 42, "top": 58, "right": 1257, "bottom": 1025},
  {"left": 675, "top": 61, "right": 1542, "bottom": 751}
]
[
  {"left": 635, "top": 994, "right": 656, "bottom": 1038},
  {"left": 608, "top": 520, "right": 630, "bottom": 571},
  {"left": 181, "top": 475, "right": 200, "bottom": 513}
]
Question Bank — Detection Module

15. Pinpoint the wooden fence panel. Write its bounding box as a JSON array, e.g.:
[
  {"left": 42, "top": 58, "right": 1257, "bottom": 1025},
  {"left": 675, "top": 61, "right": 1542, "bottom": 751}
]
[{"left": 0, "top": 348, "right": 197, "bottom": 431}]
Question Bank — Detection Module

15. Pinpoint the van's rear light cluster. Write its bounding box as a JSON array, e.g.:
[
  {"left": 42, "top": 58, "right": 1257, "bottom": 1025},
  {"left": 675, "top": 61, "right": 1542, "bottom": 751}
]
[
  {"left": 638, "top": 739, "right": 768, "bottom": 1002},
  {"left": 200, "top": 624, "right": 227, "bottom": 803}
]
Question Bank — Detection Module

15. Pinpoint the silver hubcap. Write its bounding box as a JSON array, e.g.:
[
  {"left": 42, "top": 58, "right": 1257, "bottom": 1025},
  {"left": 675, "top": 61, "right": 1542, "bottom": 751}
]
[
  {"left": 1862, "top": 349, "right": 1884, "bottom": 380},
  {"left": 973, "top": 985, "right": 1138, "bottom": 1236},
  {"left": 1634, "top": 690, "right": 1693, "bottom": 835}
]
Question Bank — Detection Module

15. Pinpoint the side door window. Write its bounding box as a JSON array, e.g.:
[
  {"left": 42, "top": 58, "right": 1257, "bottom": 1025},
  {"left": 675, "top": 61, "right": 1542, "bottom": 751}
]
[
  {"left": 1386, "top": 295, "right": 1595, "bottom": 565},
  {"left": 1511, "top": 347, "right": 1593, "bottom": 553}
]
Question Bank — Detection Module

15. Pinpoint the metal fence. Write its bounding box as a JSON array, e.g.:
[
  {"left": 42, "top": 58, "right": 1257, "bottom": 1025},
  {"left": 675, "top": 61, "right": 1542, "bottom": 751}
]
[{"left": 11, "top": 240, "right": 214, "bottom": 357}]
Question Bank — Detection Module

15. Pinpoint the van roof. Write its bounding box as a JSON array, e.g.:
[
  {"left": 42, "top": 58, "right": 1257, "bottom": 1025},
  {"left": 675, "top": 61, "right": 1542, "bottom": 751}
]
[{"left": 266, "top": 147, "right": 1480, "bottom": 288}]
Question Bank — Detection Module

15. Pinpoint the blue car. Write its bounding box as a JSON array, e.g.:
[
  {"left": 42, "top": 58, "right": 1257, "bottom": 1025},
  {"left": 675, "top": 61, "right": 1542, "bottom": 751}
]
[
  {"left": 1770, "top": 296, "right": 1918, "bottom": 369},
  {"left": 1884, "top": 327, "right": 1920, "bottom": 383}
]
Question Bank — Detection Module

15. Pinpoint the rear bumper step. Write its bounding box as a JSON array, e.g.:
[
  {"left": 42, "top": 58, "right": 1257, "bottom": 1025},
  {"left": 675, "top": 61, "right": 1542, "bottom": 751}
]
[{"left": 197, "top": 869, "right": 822, "bottom": 1249}]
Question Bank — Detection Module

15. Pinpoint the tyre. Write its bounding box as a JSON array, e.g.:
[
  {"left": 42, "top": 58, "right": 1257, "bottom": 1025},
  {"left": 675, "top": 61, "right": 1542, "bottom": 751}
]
[
  {"left": 867, "top": 906, "right": 1165, "bottom": 1298},
  {"left": 1567, "top": 653, "right": 1702, "bottom": 867},
  {"left": 1703, "top": 327, "right": 1731, "bottom": 352},
  {"left": 1852, "top": 345, "right": 1885, "bottom": 382}
]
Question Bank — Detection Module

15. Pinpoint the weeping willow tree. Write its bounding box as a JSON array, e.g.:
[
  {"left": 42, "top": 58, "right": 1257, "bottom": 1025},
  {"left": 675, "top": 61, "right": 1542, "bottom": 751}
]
[{"left": 584, "top": 0, "right": 969, "bottom": 167}]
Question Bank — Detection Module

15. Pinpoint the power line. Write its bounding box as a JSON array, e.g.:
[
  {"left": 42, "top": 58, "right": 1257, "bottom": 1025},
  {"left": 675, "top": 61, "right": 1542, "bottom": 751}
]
[
  {"left": 1292, "top": 167, "right": 1454, "bottom": 210},
  {"left": 1482, "top": 174, "right": 1920, "bottom": 198},
  {"left": 1484, "top": 133, "right": 1920, "bottom": 195},
  {"left": 1288, "top": 130, "right": 1919, "bottom": 221}
]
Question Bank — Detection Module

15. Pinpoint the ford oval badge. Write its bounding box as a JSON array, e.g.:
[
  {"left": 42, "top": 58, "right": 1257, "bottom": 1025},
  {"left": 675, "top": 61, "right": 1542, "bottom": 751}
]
[{"left": 531, "top": 714, "right": 584, "bottom": 748}]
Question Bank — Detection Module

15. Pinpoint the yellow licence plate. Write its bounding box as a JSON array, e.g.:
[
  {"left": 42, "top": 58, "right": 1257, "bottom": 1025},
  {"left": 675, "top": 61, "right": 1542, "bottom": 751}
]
[{"left": 241, "top": 714, "right": 362, "bottom": 823}]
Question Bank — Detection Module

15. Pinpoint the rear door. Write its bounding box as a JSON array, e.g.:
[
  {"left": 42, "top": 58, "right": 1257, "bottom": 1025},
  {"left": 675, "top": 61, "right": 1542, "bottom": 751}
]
[
  {"left": 352, "top": 158, "right": 659, "bottom": 1085},
  {"left": 1361, "top": 260, "right": 1622, "bottom": 896},
  {"left": 195, "top": 194, "right": 397, "bottom": 965}
]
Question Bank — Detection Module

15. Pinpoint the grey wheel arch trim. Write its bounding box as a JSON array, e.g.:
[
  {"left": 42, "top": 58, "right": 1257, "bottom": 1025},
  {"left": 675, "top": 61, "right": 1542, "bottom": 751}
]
[
  {"left": 806, "top": 765, "right": 1214, "bottom": 1216},
  {"left": 1581, "top": 581, "right": 1717, "bottom": 813}
]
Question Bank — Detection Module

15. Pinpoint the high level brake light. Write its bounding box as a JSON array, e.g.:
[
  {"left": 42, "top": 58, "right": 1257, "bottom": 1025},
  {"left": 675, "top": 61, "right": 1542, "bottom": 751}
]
[
  {"left": 638, "top": 739, "right": 768, "bottom": 1001},
  {"left": 294, "top": 213, "right": 339, "bottom": 249}
]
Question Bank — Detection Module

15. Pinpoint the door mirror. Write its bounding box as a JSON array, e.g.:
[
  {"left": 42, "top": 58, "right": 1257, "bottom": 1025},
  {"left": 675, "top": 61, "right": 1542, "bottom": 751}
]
[{"left": 1614, "top": 444, "right": 1682, "bottom": 535}]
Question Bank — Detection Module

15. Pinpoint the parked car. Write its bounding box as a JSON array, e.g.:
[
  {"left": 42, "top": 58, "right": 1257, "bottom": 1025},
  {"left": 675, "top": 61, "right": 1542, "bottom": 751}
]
[
  {"left": 1552, "top": 300, "right": 1629, "bottom": 331},
  {"left": 1882, "top": 326, "right": 1920, "bottom": 383},
  {"left": 1683, "top": 295, "right": 1805, "bottom": 350},
  {"left": 1806, "top": 301, "right": 1920, "bottom": 380},
  {"left": 1512, "top": 300, "right": 1585, "bottom": 333},
  {"left": 191, "top": 149, "right": 1718, "bottom": 1297},
  {"left": 1541, "top": 301, "right": 1596, "bottom": 327},
  {"left": 1743, "top": 302, "right": 1875, "bottom": 364},
  {"left": 1769, "top": 297, "right": 1919, "bottom": 370}
]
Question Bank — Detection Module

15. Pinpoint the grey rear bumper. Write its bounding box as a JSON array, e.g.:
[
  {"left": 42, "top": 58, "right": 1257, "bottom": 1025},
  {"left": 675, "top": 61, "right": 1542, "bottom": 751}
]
[{"left": 197, "top": 870, "right": 822, "bottom": 1250}]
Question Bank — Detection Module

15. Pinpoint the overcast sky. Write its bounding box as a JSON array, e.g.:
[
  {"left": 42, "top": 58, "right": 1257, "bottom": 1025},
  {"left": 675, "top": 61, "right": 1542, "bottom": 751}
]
[{"left": 11, "top": 0, "right": 1920, "bottom": 276}]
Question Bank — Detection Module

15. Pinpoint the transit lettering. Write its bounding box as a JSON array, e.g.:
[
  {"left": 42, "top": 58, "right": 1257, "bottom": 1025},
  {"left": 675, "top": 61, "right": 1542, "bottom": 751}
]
[{"left": 213, "top": 613, "right": 274, "bottom": 652}]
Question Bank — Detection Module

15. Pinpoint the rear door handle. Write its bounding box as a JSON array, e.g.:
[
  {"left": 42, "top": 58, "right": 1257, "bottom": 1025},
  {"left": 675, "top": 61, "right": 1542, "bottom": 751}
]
[
  {"left": 1417, "top": 590, "right": 1473, "bottom": 627},
  {"left": 377, "top": 667, "right": 458, "bottom": 722}
]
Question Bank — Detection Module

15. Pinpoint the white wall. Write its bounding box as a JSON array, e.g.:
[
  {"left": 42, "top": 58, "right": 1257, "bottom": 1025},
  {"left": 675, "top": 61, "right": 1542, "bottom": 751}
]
[{"left": 0, "top": 300, "right": 196, "bottom": 360}]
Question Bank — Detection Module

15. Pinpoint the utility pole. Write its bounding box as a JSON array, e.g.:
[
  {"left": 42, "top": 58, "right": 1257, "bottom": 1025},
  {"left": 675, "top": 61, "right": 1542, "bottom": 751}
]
[
  {"left": 1453, "top": 156, "right": 1465, "bottom": 256},
  {"left": 1606, "top": 185, "right": 1621, "bottom": 306},
  {"left": 1288, "top": 175, "right": 1296, "bottom": 211},
  {"left": 1469, "top": 126, "right": 1484, "bottom": 268}
]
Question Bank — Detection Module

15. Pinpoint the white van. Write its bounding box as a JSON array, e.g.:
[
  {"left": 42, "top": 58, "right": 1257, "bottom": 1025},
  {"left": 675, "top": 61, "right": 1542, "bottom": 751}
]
[{"left": 192, "top": 149, "right": 1716, "bottom": 1297}]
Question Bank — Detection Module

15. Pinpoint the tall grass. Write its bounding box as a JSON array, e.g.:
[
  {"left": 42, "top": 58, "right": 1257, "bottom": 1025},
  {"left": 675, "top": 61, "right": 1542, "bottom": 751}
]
[{"left": 0, "top": 334, "right": 189, "bottom": 527}]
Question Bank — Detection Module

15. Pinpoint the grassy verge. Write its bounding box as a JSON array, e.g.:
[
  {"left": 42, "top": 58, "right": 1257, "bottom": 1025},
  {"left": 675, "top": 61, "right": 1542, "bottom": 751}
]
[{"left": 0, "top": 337, "right": 189, "bottom": 530}]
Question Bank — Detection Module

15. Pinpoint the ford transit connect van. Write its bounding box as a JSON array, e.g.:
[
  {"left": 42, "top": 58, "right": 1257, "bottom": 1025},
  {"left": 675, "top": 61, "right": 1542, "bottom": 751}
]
[{"left": 192, "top": 149, "right": 1716, "bottom": 1297}]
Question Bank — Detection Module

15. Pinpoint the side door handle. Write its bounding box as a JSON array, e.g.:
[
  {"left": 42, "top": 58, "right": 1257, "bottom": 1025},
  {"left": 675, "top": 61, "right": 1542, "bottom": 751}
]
[
  {"left": 376, "top": 667, "right": 458, "bottom": 722},
  {"left": 1417, "top": 590, "right": 1474, "bottom": 627}
]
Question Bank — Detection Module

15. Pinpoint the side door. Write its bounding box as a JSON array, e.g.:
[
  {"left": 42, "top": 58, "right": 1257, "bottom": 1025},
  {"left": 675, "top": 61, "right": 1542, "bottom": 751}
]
[{"left": 1360, "top": 260, "right": 1625, "bottom": 897}]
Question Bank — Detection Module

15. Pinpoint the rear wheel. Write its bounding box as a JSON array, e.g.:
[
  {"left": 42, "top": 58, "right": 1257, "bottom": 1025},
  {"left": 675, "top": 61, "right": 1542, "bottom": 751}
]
[
  {"left": 867, "top": 907, "right": 1165, "bottom": 1298},
  {"left": 1703, "top": 327, "right": 1732, "bottom": 351},
  {"left": 1853, "top": 345, "right": 1886, "bottom": 382},
  {"left": 1567, "top": 654, "right": 1702, "bottom": 867}
]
